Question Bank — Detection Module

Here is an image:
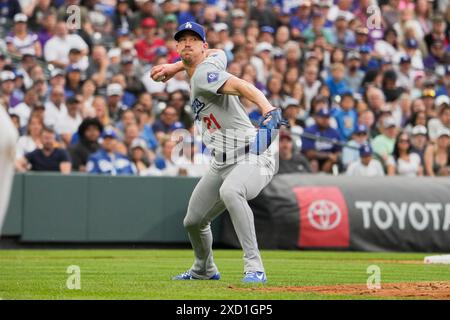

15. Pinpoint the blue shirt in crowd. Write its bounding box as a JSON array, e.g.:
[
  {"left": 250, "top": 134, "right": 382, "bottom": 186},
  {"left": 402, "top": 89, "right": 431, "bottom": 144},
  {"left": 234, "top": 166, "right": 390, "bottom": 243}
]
[
  {"left": 87, "top": 149, "right": 135, "bottom": 175},
  {"left": 302, "top": 124, "right": 342, "bottom": 154}
]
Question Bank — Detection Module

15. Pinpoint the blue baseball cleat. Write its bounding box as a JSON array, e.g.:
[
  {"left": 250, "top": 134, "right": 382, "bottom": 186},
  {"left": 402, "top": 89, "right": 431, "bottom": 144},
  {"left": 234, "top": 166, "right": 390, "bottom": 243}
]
[
  {"left": 242, "top": 271, "right": 267, "bottom": 283},
  {"left": 172, "top": 271, "right": 221, "bottom": 280}
]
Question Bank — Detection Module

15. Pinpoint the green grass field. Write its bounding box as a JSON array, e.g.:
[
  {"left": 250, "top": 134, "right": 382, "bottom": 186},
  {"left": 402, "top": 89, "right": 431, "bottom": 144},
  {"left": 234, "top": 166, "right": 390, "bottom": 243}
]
[{"left": 1, "top": 249, "right": 449, "bottom": 300}]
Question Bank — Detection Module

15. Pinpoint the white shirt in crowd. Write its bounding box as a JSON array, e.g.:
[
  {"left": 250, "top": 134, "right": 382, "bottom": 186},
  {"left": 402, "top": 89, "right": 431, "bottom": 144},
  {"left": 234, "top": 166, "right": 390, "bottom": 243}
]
[
  {"left": 346, "top": 159, "right": 385, "bottom": 177},
  {"left": 44, "top": 34, "right": 88, "bottom": 66},
  {"left": 44, "top": 101, "right": 67, "bottom": 129},
  {"left": 15, "top": 135, "right": 40, "bottom": 159},
  {"left": 9, "top": 102, "right": 31, "bottom": 128},
  {"left": 428, "top": 118, "right": 448, "bottom": 141},
  {"left": 54, "top": 112, "right": 83, "bottom": 136},
  {"left": 387, "top": 153, "right": 422, "bottom": 177}
]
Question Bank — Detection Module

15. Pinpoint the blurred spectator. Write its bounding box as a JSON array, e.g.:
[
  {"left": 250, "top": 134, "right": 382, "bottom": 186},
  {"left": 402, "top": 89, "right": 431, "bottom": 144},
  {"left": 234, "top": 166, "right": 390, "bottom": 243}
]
[
  {"left": 44, "top": 85, "right": 67, "bottom": 129},
  {"left": 424, "top": 128, "right": 450, "bottom": 176},
  {"left": 341, "top": 124, "right": 370, "bottom": 169},
  {"left": 154, "top": 137, "right": 184, "bottom": 176},
  {"left": 410, "top": 125, "right": 429, "bottom": 165},
  {"left": 168, "top": 90, "right": 193, "bottom": 130},
  {"left": 250, "top": 0, "right": 277, "bottom": 28},
  {"left": 85, "top": 45, "right": 111, "bottom": 88},
  {"left": 346, "top": 144, "right": 385, "bottom": 177},
  {"left": 8, "top": 87, "right": 39, "bottom": 129},
  {"left": 86, "top": 127, "right": 135, "bottom": 175},
  {"left": 6, "top": 13, "right": 42, "bottom": 58},
  {"left": 135, "top": 17, "right": 165, "bottom": 64},
  {"left": 332, "top": 90, "right": 358, "bottom": 141},
  {"left": 387, "top": 131, "right": 423, "bottom": 176},
  {"left": 106, "top": 83, "right": 129, "bottom": 123},
  {"left": 302, "top": 108, "right": 341, "bottom": 173},
  {"left": 281, "top": 97, "right": 304, "bottom": 149},
  {"left": 345, "top": 51, "right": 364, "bottom": 94},
  {"left": 69, "top": 117, "right": 103, "bottom": 172},
  {"left": 428, "top": 96, "right": 450, "bottom": 141},
  {"left": 325, "top": 63, "right": 350, "bottom": 98},
  {"left": 16, "top": 126, "right": 71, "bottom": 173},
  {"left": 128, "top": 137, "right": 157, "bottom": 176},
  {"left": 44, "top": 21, "right": 88, "bottom": 69},
  {"left": 1, "top": 71, "right": 21, "bottom": 108},
  {"left": 152, "top": 106, "right": 184, "bottom": 141},
  {"left": 372, "top": 117, "right": 398, "bottom": 165},
  {"left": 55, "top": 96, "right": 83, "bottom": 145},
  {"left": 278, "top": 130, "right": 311, "bottom": 174},
  {"left": 15, "top": 113, "right": 43, "bottom": 160}
]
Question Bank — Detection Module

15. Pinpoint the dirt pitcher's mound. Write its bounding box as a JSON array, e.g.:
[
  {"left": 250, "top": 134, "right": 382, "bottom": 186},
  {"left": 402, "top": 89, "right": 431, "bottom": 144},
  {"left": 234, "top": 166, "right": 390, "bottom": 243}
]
[{"left": 235, "top": 281, "right": 450, "bottom": 299}]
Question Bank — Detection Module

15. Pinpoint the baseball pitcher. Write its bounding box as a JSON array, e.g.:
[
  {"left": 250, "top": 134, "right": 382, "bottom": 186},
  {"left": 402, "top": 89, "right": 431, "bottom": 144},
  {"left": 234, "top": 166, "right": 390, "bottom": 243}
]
[{"left": 151, "top": 22, "right": 287, "bottom": 283}]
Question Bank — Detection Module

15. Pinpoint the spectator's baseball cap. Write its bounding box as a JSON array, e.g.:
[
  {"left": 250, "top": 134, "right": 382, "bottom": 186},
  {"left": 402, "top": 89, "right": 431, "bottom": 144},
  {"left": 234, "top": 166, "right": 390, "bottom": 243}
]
[
  {"left": 108, "top": 48, "right": 121, "bottom": 59},
  {"left": 213, "top": 22, "right": 228, "bottom": 33},
  {"left": 116, "top": 27, "right": 130, "bottom": 36},
  {"left": 66, "top": 64, "right": 81, "bottom": 73},
  {"left": 383, "top": 117, "right": 397, "bottom": 128},
  {"left": 354, "top": 124, "right": 368, "bottom": 134},
  {"left": 155, "top": 46, "right": 168, "bottom": 57},
  {"left": 282, "top": 97, "right": 299, "bottom": 109},
  {"left": 339, "top": 88, "right": 354, "bottom": 98},
  {"left": 280, "top": 130, "right": 292, "bottom": 141},
  {"left": 255, "top": 42, "right": 273, "bottom": 54},
  {"left": 121, "top": 56, "right": 134, "bottom": 64},
  {"left": 107, "top": 83, "right": 124, "bottom": 96},
  {"left": 437, "top": 127, "right": 450, "bottom": 138},
  {"left": 0, "top": 70, "right": 16, "bottom": 82},
  {"left": 347, "top": 51, "right": 361, "bottom": 61},
  {"left": 405, "top": 38, "right": 418, "bottom": 49},
  {"left": 51, "top": 69, "right": 65, "bottom": 78},
  {"left": 174, "top": 21, "right": 206, "bottom": 42},
  {"left": 411, "top": 125, "right": 427, "bottom": 136},
  {"left": 299, "top": 0, "right": 312, "bottom": 7},
  {"left": 435, "top": 95, "right": 450, "bottom": 107},
  {"left": 142, "top": 17, "right": 157, "bottom": 28},
  {"left": 14, "top": 13, "right": 28, "bottom": 23},
  {"left": 261, "top": 26, "right": 275, "bottom": 34},
  {"left": 66, "top": 96, "right": 80, "bottom": 105},
  {"left": 101, "top": 127, "right": 118, "bottom": 139},
  {"left": 336, "top": 14, "right": 348, "bottom": 21},
  {"left": 399, "top": 55, "right": 411, "bottom": 64},
  {"left": 316, "top": 108, "right": 331, "bottom": 117},
  {"left": 131, "top": 138, "right": 148, "bottom": 151},
  {"left": 359, "top": 45, "right": 371, "bottom": 54},
  {"left": 356, "top": 27, "right": 369, "bottom": 35},
  {"left": 359, "top": 144, "right": 373, "bottom": 157},
  {"left": 273, "top": 48, "right": 285, "bottom": 59},
  {"left": 164, "top": 14, "right": 178, "bottom": 23},
  {"left": 231, "top": 9, "right": 246, "bottom": 18}
]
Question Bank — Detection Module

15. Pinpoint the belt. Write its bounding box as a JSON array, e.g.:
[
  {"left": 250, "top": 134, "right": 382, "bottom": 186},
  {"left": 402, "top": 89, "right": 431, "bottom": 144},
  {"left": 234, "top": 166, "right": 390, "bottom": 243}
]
[{"left": 211, "top": 144, "right": 251, "bottom": 164}]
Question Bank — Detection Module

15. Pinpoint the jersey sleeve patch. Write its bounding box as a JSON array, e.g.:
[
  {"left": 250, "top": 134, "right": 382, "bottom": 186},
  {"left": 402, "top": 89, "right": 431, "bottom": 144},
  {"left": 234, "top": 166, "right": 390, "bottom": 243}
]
[{"left": 207, "top": 72, "right": 219, "bottom": 83}]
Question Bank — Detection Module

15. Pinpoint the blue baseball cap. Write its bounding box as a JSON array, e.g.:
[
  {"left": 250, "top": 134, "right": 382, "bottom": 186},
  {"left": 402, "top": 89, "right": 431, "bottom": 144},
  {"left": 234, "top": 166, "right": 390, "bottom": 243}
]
[
  {"left": 174, "top": 21, "right": 206, "bottom": 42},
  {"left": 359, "top": 45, "right": 372, "bottom": 54},
  {"left": 359, "top": 144, "right": 372, "bottom": 157},
  {"left": 316, "top": 108, "right": 331, "bottom": 117},
  {"left": 399, "top": 55, "right": 411, "bottom": 64},
  {"left": 261, "top": 26, "right": 275, "bottom": 34},
  {"left": 101, "top": 127, "right": 118, "bottom": 139},
  {"left": 405, "top": 38, "right": 418, "bottom": 48},
  {"left": 354, "top": 124, "right": 368, "bottom": 134},
  {"left": 66, "top": 64, "right": 81, "bottom": 73}
]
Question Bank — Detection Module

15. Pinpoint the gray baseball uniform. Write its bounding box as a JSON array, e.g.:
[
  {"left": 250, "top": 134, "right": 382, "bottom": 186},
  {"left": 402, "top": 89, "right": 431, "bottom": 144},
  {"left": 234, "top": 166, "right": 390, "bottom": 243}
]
[
  {"left": 0, "top": 107, "right": 18, "bottom": 231},
  {"left": 184, "top": 51, "right": 277, "bottom": 278}
]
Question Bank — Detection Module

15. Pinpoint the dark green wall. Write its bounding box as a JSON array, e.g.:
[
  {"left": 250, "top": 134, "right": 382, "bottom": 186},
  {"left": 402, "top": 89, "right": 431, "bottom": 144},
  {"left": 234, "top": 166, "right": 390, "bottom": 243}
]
[{"left": 1, "top": 173, "right": 221, "bottom": 243}]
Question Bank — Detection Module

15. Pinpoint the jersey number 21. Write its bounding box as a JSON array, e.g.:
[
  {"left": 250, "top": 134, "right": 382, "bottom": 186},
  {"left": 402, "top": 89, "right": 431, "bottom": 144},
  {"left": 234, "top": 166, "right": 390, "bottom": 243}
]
[{"left": 203, "top": 113, "right": 221, "bottom": 131}]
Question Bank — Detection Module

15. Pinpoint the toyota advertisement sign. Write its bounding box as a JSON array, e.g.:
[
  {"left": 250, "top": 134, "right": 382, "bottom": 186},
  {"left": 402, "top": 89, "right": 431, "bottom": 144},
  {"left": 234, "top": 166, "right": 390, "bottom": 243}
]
[{"left": 220, "top": 174, "right": 450, "bottom": 252}]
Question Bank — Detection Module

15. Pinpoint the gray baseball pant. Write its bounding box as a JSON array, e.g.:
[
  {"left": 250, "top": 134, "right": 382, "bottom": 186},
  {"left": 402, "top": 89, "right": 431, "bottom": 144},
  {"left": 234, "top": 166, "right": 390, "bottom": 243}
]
[{"left": 183, "top": 157, "right": 275, "bottom": 279}]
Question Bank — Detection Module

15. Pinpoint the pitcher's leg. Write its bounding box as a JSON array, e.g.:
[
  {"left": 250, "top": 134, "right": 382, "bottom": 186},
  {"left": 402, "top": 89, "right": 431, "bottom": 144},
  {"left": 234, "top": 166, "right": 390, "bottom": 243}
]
[
  {"left": 219, "top": 162, "right": 273, "bottom": 273},
  {"left": 183, "top": 170, "right": 226, "bottom": 278},
  {"left": 0, "top": 108, "right": 17, "bottom": 230}
]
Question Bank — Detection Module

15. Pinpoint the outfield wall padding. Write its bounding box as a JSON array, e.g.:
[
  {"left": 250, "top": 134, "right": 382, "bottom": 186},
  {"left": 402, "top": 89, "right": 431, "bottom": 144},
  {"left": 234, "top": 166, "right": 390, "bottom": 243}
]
[
  {"left": 221, "top": 174, "right": 450, "bottom": 252},
  {"left": 3, "top": 173, "right": 450, "bottom": 252}
]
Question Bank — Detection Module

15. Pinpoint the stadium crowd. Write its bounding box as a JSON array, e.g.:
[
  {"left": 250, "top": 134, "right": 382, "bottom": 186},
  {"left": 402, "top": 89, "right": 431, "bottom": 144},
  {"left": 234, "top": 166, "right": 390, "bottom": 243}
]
[{"left": 0, "top": 0, "right": 449, "bottom": 177}]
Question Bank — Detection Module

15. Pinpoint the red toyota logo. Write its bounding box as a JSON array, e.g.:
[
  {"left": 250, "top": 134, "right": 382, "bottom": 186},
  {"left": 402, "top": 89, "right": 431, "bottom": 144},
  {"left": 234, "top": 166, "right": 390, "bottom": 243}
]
[{"left": 294, "top": 187, "right": 350, "bottom": 248}]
